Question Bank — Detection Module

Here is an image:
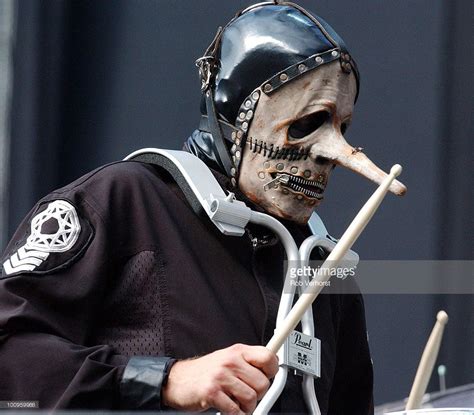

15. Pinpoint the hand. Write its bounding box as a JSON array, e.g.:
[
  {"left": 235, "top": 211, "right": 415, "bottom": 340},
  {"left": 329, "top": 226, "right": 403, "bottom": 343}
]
[{"left": 162, "top": 343, "right": 279, "bottom": 414}]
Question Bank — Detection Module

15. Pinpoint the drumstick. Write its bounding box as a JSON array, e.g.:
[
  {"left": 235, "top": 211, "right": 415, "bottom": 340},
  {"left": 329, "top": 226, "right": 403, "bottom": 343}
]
[
  {"left": 266, "top": 164, "right": 403, "bottom": 354},
  {"left": 405, "top": 311, "right": 449, "bottom": 410}
]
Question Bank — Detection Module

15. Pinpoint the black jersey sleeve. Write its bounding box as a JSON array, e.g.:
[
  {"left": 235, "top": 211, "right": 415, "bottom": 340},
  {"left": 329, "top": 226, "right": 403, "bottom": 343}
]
[
  {"left": 0, "top": 191, "right": 131, "bottom": 409},
  {"left": 0, "top": 162, "right": 175, "bottom": 409}
]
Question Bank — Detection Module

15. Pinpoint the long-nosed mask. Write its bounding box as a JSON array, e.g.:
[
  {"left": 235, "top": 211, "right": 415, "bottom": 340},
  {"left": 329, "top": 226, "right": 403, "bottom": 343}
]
[
  {"left": 238, "top": 61, "right": 406, "bottom": 223},
  {"left": 186, "top": 2, "right": 406, "bottom": 224}
]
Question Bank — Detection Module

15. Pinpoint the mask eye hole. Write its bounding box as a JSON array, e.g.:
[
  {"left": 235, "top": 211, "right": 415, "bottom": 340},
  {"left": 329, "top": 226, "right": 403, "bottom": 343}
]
[{"left": 288, "top": 111, "right": 330, "bottom": 140}]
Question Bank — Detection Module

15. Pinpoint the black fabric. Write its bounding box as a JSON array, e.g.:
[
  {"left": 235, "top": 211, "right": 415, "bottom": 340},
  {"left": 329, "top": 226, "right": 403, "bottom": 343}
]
[
  {"left": 0, "top": 161, "right": 373, "bottom": 413},
  {"left": 93, "top": 251, "right": 166, "bottom": 356},
  {"left": 183, "top": 129, "right": 223, "bottom": 173},
  {"left": 120, "top": 356, "right": 176, "bottom": 410}
]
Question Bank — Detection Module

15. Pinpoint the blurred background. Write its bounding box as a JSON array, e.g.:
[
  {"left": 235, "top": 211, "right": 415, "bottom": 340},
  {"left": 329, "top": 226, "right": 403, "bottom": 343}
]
[{"left": 0, "top": 0, "right": 472, "bottom": 407}]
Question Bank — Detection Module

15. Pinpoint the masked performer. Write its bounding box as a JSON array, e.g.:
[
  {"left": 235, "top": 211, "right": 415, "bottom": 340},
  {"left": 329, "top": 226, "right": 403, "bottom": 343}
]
[{"left": 0, "top": 2, "right": 405, "bottom": 414}]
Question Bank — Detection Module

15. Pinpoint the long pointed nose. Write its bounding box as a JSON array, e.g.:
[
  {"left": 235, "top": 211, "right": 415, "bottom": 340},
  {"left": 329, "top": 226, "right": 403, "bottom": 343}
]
[{"left": 311, "top": 133, "right": 407, "bottom": 196}]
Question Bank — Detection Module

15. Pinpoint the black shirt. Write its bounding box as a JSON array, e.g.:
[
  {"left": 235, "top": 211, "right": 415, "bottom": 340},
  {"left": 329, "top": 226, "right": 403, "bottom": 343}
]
[{"left": 0, "top": 161, "right": 373, "bottom": 413}]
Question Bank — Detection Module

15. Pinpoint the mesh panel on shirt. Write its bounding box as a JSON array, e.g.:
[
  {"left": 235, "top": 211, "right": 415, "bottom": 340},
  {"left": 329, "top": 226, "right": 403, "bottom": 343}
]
[{"left": 92, "top": 250, "right": 167, "bottom": 357}]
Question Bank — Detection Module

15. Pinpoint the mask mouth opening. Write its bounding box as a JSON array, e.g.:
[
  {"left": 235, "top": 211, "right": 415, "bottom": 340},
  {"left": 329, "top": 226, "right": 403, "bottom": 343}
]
[{"left": 265, "top": 172, "right": 327, "bottom": 200}]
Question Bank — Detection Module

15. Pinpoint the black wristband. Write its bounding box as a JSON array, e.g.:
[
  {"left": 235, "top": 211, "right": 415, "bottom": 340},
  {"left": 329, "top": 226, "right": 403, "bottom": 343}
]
[{"left": 120, "top": 356, "right": 177, "bottom": 410}]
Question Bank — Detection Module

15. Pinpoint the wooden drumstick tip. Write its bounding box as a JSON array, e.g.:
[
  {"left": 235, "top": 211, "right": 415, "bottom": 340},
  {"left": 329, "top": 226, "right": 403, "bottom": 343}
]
[
  {"left": 436, "top": 310, "right": 449, "bottom": 325},
  {"left": 390, "top": 164, "right": 403, "bottom": 177}
]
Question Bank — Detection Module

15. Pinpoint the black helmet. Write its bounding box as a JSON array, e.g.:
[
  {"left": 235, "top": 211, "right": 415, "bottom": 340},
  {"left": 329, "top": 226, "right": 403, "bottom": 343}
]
[{"left": 185, "top": 1, "right": 359, "bottom": 186}]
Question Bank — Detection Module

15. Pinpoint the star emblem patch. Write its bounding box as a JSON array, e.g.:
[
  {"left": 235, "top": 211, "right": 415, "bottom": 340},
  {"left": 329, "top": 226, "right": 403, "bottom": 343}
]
[{"left": 2, "top": 200, "right": 92, "bottom": 277}]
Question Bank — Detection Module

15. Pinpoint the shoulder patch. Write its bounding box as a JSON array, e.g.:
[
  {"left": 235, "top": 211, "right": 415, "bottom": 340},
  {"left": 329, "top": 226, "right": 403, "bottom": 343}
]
[{"left": 2, "top": 200, "right": 93, "bottom": 277}]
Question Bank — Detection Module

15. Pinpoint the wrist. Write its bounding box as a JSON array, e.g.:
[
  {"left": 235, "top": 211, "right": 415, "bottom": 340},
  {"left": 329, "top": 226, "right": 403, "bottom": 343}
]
[{"left": 161, "top": 359, "right": 187, "bottom": 408}]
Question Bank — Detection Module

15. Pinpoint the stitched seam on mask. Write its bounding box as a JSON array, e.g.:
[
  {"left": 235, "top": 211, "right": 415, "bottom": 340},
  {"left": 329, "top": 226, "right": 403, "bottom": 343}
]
[{"left": 248, "top": 137, "right": 309, "bottom": 160}]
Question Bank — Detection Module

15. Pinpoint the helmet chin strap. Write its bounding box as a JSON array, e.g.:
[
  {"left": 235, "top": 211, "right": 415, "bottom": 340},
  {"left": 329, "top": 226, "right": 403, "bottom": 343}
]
[
  {"left": 204, "top": 87, "right": 237, "bottom": 183},
  {"left": 194, "top": 27, "right": 237, "bottom": 182}
]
